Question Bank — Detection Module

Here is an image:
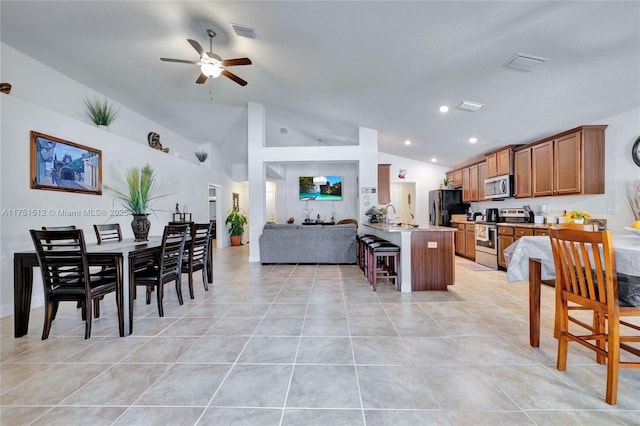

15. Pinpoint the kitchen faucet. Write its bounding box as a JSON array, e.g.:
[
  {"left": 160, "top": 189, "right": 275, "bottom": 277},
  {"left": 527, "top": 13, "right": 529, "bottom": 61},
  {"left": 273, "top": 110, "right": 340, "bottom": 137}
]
[{"left": 385, "top": 204, "right": 396, "bottom": 224}]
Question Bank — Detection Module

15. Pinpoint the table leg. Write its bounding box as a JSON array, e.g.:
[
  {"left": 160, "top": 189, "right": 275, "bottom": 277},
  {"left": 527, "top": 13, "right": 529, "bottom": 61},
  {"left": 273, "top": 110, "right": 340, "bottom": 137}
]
[
  {"left": 528, "top": 258, "right": 542, "bottom": 347},
  {"left": 13, "top": 257, "right": 34, "bottom": 337}
]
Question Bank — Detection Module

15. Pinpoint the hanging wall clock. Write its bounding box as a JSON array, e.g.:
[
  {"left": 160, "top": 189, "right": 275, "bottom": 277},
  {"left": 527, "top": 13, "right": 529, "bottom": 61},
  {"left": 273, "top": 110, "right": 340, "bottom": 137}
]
[{"left": 633, "top": 136, "right": 640, "bottom": 167}]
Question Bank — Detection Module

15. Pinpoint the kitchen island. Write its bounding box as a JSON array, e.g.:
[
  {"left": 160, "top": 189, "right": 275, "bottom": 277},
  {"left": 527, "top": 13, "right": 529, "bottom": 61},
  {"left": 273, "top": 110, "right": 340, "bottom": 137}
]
[{"left": 364, "top": 223, "right": 456, "bottom": 292}]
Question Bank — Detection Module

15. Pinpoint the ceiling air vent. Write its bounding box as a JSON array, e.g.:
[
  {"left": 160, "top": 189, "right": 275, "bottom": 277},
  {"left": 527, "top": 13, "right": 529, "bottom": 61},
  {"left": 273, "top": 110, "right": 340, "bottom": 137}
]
[
  {"left": 504, "top": 53, "right": 549, "bottom": 72},
  {"left": 231, "top": 23, "right": 257, "bottom": 39},
  {"left": 457, "top": 100, "right": 484, "bottom": 112}
]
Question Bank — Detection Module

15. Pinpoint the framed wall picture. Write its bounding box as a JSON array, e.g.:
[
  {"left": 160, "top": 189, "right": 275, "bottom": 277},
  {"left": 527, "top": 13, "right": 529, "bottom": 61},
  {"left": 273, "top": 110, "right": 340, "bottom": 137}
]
[{"left": 30, "top": 131, "right": 102, "bottom": 195}]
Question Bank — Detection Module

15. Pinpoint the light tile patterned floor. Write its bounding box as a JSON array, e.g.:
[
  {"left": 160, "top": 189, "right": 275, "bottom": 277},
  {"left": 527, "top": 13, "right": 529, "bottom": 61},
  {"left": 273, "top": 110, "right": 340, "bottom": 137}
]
[{"left": 1, "top": 245, "right": 639, "bottom": 425}]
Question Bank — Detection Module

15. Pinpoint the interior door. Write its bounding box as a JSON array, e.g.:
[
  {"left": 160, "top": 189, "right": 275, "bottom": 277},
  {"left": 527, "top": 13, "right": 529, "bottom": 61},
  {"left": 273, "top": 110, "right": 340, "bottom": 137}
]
[
  {"left": 390, "top": 182, "right": 416, "bottom": 223},
  {"left": 266, "top": 190, "right": 276, "bottom": 223}
]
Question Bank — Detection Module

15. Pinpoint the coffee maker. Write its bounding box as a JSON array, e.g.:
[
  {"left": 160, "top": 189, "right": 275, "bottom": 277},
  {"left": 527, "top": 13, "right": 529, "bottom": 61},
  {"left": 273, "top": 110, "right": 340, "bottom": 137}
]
[{"left": 486, "top": 208, "right": 500, "bottom": 223}]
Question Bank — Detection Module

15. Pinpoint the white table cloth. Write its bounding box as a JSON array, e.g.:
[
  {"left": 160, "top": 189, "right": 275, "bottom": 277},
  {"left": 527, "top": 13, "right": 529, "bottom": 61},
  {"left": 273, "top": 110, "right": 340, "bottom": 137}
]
[{"left": 504, "top": 235, "right": 640, "bottom": 307}]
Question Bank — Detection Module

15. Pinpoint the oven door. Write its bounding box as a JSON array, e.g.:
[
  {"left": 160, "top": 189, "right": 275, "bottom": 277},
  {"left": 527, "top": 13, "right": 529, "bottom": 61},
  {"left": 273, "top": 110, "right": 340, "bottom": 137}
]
[{"left": 475, "top": 224, "right": 497, "bottom": 254}]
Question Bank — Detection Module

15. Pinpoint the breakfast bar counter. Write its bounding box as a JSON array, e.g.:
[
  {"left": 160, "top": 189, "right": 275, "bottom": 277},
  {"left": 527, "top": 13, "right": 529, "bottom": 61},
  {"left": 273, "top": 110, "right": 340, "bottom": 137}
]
[{"left": 363, "top": 223, "right": 456, "bottom": 292}]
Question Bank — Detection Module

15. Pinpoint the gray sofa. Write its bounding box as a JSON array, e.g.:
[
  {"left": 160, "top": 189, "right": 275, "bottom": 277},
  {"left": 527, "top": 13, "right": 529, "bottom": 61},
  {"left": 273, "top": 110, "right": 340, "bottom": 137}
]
[{"left": 259, "top": 223, "right": 357, "bottom": 264}]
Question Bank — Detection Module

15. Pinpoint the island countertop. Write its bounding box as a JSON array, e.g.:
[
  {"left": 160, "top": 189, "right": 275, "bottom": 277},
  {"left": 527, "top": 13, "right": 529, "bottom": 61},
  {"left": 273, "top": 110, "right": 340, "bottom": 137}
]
[
  {"left": 364, "top": 223, "right": 456, "bottom": 232},
  {"left": 362, "top": 222, "right": 455, "bottom": 292}
]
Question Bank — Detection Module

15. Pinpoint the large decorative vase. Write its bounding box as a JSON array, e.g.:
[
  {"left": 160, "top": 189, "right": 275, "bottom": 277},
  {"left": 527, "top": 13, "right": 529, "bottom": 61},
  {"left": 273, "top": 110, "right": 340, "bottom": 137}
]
[
  {"left": 230, "top": 235, "right": 242, "bottom": 246},
  {"left": 131, "top": 214, "right": 150, "bottom": 242}
]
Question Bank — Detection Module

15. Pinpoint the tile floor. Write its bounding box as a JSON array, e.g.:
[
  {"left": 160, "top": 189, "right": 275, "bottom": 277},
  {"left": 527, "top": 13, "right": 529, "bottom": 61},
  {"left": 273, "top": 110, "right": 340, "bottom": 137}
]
[{"left": 1, "top": 245, "right": 639, "bottom": 425}]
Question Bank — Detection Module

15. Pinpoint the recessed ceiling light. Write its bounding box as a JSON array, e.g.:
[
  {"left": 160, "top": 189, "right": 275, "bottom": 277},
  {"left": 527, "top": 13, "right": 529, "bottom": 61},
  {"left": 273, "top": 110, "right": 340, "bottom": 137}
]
[
  {"left": 439, "top": 105, "right": 449, "bottom": 113},
  {"left": 469, "top": 137, "right": 478, "bottom": 144},
  {"left": 457, "top": 100, "right": 484, "bottom": 112},
  {"left": 431, "top": 157, "right": 437, "bottom": 163},
  {"left": 404, "top": 140, "right": 411, "bottom": 145}
]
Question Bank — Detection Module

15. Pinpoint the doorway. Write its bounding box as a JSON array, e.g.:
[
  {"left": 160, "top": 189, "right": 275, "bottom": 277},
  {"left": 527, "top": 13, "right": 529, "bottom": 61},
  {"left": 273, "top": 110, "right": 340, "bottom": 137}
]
[
  {"left": 209, "top": 184, "right": 223, "bottom": 248},
  {"left": 389, "top": 182, "right": 416, "bottom": 224}
]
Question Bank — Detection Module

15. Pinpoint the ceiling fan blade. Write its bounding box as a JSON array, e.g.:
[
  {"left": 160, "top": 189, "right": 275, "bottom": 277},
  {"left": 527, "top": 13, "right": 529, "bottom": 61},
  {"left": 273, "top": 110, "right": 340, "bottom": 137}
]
[
  {"left": 160, "top": 58, "right": 200, "bottom": 65},
  {"left": 222, "top": 58, "right": 252, "bottom": 67},
  {"left": 187, "top": 39, "right": 207, "bottom": 57},
  {"left": 221, "top": 69, "right": 248, "bottom": 86},
  {"left": 195, "top": 73, "right": 208, "bottom": 84}
]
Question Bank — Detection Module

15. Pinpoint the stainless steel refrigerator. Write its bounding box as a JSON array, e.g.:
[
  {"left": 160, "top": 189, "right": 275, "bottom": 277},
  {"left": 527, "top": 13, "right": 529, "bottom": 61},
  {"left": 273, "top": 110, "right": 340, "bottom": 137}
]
[{"left": 428, "top": 189, "right": 469, "bottom": 227}]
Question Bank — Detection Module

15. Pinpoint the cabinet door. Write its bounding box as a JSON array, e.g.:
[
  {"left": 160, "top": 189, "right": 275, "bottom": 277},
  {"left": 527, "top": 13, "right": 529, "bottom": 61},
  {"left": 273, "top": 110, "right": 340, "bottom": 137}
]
[
  {"left": 456, "top": 227, "right": 466, "bottom": 255},
  {"left": 469, "top": 164, "right": 478, "bottom": 201},
  {"left": 486, "top": 153, "right": 498, "bottom": 178},
  {"left": 532, "top": 141, "right": 554, "bottom": 197},
  {"left": 477, "top": 162, "right": 487, "bottom": 200},
  {"left": 377, "top": 164, "right": 391, "bottom": 204},
  {"left": 462, "top": 167, "right": 471, "bottom": 202},
  {"left": 554, "top": 132, "right": 581, "bottom": 195},
  {"left": 497, "top": 148, "right": 512, "bottom": 175},
  {"left": 453, "top": 169, "right": 463, "bottom": 187},
  {"left": 498, "top": 235, "right": 514, "bottom": 268},
  {"left": 514, "top": 148, "right": 532, "bottom": 198},
  {"left": 465, "top": 227, "right": 476, "bottom": 259},
  {"left": 446, "top": 171, "right": 454, "bottom": 187}
]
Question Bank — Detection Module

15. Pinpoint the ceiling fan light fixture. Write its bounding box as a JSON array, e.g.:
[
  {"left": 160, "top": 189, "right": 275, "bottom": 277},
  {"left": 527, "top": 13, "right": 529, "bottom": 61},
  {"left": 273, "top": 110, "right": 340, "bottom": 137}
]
[{"left": 201, "top": 62, "right": 222, "bottom": 78}]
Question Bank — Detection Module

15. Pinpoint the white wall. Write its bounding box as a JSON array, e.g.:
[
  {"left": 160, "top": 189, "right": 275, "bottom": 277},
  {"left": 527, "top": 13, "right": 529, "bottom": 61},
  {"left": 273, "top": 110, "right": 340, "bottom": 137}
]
[
  {"left": 0, "top": 44, "right": 238, "bottom": 317},
  {"left": 472, "top": 107, "right": 640, "bottom": 233},
  {"left": 377, "top": 152, "right": 450, "bottom": 226}
]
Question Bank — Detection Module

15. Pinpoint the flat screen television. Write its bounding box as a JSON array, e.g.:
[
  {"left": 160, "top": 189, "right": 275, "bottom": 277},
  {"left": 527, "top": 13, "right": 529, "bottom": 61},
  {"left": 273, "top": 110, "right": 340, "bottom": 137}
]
[{"left": 299, "top": 175, "right": 342, "bottom": 200}]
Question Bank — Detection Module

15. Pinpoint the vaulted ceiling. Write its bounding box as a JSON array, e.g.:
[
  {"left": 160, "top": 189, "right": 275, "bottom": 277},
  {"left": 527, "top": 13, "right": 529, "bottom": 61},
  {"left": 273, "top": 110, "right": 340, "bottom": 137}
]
[{"left": 2, "top": 1, "right": 638, "bottom": 167}]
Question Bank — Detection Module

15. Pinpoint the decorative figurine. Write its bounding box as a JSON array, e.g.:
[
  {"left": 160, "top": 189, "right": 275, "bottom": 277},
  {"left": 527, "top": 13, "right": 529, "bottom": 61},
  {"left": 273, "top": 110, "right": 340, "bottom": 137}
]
[{"left": 148, "top": 132, "right": 169, "bottom": 153}]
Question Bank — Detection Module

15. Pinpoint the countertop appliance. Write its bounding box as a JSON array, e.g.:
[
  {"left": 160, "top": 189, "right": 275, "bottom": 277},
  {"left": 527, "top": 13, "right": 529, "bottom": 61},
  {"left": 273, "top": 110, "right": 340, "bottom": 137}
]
[
  {"left": 500, "top": 207, "right": 534, "bottom": 223},
  {"left": 484, "top": 174, "right": 513, "bottom": 199},
  {"left": 486, "top": 208, "right": 500, "bottom": 223},
  {"left": 428, "top": 189, "right": 469, "bottom": 227}
]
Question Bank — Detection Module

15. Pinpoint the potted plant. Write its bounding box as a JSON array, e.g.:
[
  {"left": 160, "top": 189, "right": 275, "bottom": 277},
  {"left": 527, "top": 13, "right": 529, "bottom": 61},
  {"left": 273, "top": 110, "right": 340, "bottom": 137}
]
[
  {"left": 109, "top": 163, "right": 168, "bottom": 241},
  {"left": 195, "top": 150, "right": 209, "bottom": 164},
  {"left": 225, "top": 208, "right": 247, "bottom": 246},
  {"left": 442, "top": 177, "right": 450, "bottom": 188},
  {"left": 84, "top": 97, "right": 119, "bottom": 128}
]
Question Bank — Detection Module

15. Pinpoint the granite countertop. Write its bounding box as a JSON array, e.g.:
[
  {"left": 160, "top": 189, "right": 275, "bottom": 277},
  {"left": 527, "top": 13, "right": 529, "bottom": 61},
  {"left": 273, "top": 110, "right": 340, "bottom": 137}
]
[
  {"left": 450, "top": 219, "right": 548, "bottom": 230},
  {"left": 364, "top": 223, "right": 455, "bottom": 232}
]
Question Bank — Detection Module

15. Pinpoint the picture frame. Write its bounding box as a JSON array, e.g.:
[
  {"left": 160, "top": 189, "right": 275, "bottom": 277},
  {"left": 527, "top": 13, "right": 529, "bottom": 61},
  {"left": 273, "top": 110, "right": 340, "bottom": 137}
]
[{"left": 30, "top": 131, "right": 102, "bottom": 195}]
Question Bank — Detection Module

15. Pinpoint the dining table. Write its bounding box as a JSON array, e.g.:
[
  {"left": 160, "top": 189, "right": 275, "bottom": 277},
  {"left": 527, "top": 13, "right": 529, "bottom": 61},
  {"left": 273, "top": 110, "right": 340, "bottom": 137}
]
[
  {"left": 503, "top": 234, "right": 640, "bottom": 347},
  {"left": 13, "top": 237, "right": 165, "bottom": 338}
]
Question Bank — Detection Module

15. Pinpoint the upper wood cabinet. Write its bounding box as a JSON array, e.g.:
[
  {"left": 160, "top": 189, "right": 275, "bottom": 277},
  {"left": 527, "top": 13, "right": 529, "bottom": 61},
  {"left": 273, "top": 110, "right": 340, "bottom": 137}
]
[
  {"left": 486, "top": 148, "right": 512, "bottom": 177},
  {"left": 477, "top": 162, "right": 487, "bottom": 201},
  {"left": 526, "top": 125, "right": 606, "bottom": 197},
  {"left": 377, "top": 164, "right": 391, "bottom": 204},
  {"left": 462, "top": 163, "right": 480, "bottom": 202},
  {"left": 452, "top": 169, "right": 463, "bottom": 187},
  {"left": 513, "top": 148, "right": 532, "bottom": 198}
]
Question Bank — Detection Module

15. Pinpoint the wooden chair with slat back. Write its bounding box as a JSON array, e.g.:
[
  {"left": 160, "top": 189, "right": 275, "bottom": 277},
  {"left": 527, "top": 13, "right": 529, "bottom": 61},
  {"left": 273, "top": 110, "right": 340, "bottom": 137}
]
[
  {"left": 93, "top": 223, "right": 122, "bottom": 244},
  {"left": 548, "top": 226, "right": 640, "bottom": 405},
  {"left": 30, "top": 229, "right": 123, "bottom": 339},
  {"left": 181, "top": 222, "right": 213, "bottom": 299},
  {"left": 131, "top": 224, "right": 189, "bottom": 317}
]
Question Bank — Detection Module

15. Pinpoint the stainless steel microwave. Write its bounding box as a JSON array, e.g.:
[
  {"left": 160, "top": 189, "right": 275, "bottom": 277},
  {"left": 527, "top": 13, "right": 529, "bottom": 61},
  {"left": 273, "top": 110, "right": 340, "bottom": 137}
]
[{"left": 484, "top": 174, "right": 513, "bottom": 199}]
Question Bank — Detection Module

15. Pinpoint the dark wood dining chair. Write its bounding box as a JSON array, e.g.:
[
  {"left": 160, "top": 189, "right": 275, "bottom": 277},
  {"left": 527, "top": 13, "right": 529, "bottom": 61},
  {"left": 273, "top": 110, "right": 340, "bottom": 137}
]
[
  {"left": 30, "top": 229, "right": 123, "bottom": 339},
  {"left": 182, "top": 222, "right": 213, "bottom": 299},
  {"left": 131, "top": 224, "right": 188, "bottom": 317},
  {"left": 93, "top": 223, "right": 122, "bottom": 244},
  {"left": 548, "top": 226, "right": 640, "bottom": 405}
]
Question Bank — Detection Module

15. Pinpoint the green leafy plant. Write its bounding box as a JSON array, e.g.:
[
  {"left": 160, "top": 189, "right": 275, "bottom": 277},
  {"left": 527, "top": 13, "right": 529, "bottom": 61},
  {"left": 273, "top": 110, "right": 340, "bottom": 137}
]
[
  {"left": 84, "top": 97, "right": 119, "bottom": 126},
  {"left": 109, "top": 163, "right": 168, "bottom": 214},
  {"left": 225, "top": 208, "right": 248, "bottom": 236},
  {"left": 195, "top": 150, "right": 209, "bottom": 162},
  {"left": 442, "top": 177, "right": 450, "bottom": 187}
]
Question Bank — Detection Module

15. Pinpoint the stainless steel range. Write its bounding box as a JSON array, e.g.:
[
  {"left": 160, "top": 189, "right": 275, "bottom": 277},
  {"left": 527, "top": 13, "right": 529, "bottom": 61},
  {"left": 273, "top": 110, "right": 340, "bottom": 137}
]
[{"left": 475, "top": 222, "right": 498, "bottom": 269}]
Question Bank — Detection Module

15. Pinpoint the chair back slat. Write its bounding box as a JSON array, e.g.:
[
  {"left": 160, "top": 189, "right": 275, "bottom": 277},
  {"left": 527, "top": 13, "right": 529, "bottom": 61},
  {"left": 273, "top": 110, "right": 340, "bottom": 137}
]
[
  {"left": 186, "top": 223, "right": 212, "bottom": 263},
  {"left": 159, "top": 224, "right": 189, "bottom": 279},
  {"left": 93, "top": 223, "right": 122, "bottom": 244}
]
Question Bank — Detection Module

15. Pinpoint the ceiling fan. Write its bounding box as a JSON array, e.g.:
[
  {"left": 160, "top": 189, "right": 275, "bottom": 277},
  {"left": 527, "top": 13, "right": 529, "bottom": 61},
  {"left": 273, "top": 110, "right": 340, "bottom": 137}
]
[{"left": 161, "top": 29, "right": 252, "bottom": 86}]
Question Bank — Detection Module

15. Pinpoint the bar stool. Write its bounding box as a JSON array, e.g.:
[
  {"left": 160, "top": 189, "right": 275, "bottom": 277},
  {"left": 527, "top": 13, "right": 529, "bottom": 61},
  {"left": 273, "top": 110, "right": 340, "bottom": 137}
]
[
  {"left": 367, "top": 241, "right": 401, "bottom": 291},
  {"left": 359, "top": 235, "right": 384, "bottom": 274}
]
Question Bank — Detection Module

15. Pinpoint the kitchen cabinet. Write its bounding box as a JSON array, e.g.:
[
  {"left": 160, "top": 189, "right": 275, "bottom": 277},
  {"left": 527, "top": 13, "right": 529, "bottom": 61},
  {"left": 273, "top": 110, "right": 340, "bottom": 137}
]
[
  {"left": 378, "top": 164, "right": 391, "bottom": 204},
  {"left": 522, "top": 125, "right": 607, "bottom": 198},
  {"left": 532, "top": 140, "right": 554, "bottom": 197},
  {"left": 465, "top": 224, "right": 476, "bottom": 259},
  {"left": 455, "top": 223, "right": 466, "bottom": 255},
  {"left": 486, "top": 148, "right": 512, "bottom": 177},
  {"left": 477, "top": 162, "right": 487, "bottom": 200},
  {"left": 497, "top": 226, "right": 514, "bottom": 269},
  {"left": 514, "top": 148, "right": 532, "bottom": 198},
  {"left": 462, "top": 164, "right": 479, "bottom": 202},
  {"left": 452, "top": 169, "right": 463, "bottom": 187}
]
